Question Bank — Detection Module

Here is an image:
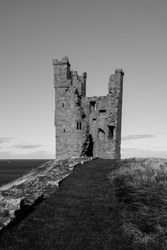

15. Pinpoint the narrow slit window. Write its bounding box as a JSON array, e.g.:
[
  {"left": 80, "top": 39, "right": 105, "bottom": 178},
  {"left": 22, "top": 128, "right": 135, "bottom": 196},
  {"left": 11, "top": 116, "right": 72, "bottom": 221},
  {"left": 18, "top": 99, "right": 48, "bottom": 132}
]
[
  {"left": 62, "top": 103, "right": 64, "bottom": 107},
  {"left": 78, "top": 96, "right": 81, "bottom": 106},
  {"left": 77, "top": 122, "right": 82, "bottom": 130},
  {"left": 108, "top": 126, "right": 115, "bottom": 139},
  {"left": 75, "top": 97, "right": 81, "bottom": 107},
  {"left": 99, "top": 110, "right": 106, "bottom": 115}
]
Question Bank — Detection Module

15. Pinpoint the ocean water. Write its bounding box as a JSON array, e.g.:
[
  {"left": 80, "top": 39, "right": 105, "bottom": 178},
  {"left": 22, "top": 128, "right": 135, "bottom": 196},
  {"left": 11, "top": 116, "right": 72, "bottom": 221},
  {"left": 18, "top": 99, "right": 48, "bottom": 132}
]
[{"left": 0, "top": 159, "right": 53, "bottom": 187}]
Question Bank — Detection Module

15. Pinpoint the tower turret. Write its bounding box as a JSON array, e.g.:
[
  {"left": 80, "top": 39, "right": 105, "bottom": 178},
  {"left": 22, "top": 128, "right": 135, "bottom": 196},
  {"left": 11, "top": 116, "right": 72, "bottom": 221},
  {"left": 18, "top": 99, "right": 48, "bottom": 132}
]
[
  {"left": 53, "top": 56, "right": 71, "bottom": 88},
  {"left": 53, "top": 57, "right": 87, "bottom": 160},
  {"left": 108, "top": 69, "right": 124, "bottom": 158}
]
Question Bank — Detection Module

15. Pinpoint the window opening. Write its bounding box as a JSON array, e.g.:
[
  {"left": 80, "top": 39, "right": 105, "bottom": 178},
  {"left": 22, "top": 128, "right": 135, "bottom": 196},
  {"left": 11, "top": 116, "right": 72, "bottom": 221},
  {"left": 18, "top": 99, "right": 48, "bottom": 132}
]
[
  {"left": 77, "top": 122, "right": 82, "bottom": 130},
  {"left": 62, "top": 103, "right": 64, "bottom": 107},
  {"left": 89, "top": 101, "right": 96, "bottom": 113},
  {"left": 99, "top": 110, "right": 106, "bottom": 117},
  {"left": 64, "top": 129, "right": 65, "bottom": 132},
  {"left": 98, "top": 128, "right": 105, "bottom": 141},
  {"left": 108, "top": 126, "right": 115, "bottom": 139},
  {"left": 99, "top": 110, "right": 106, "bottom": 114},
  {"left": 75, "top": 96, "right": 81, "bottom": 107},
  {"left": 78, "top": 96, "right": 81, "bottom": 106}
]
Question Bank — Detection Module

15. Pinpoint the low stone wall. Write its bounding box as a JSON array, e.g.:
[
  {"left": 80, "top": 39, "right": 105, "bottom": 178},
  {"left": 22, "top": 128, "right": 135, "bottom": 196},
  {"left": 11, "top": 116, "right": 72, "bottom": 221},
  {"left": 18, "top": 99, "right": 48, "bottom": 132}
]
[{"left": 0, "top": 157, "right": 94, "bottom": 231}]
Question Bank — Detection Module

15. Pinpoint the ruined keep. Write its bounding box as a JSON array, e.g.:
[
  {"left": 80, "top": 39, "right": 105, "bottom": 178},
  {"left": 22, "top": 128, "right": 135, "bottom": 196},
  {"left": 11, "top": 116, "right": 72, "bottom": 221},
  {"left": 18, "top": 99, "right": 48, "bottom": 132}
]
[{"left": 53, "top": 57, "right": 124, "bottom": 160}]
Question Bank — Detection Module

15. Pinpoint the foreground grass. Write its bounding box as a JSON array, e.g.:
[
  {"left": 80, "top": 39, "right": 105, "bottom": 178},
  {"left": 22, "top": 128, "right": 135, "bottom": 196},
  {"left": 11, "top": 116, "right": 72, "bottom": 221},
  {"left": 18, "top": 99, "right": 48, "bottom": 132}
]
[
  {"left": 1, "top": 158, "right": 167, "bottom": 249},
  {"left": 109, "top": 158, "right": 167, "bottom": 250},
  {"left": 0, "top": 159, "right": 132, "bottom": 250}
]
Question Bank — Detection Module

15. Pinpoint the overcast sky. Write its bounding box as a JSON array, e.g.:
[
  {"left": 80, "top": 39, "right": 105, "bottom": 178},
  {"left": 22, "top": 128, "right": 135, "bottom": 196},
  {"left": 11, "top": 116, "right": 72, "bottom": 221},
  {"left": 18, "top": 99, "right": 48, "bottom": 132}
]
[{"left": 0, "top": 0, "right": 167, "bottom": 159}]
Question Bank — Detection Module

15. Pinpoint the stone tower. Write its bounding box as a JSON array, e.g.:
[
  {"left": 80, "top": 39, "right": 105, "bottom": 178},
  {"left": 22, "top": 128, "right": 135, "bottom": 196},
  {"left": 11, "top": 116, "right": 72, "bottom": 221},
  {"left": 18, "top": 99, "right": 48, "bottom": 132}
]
[{"left": 53, "top": 57, "right": 124, "bottom": 160}]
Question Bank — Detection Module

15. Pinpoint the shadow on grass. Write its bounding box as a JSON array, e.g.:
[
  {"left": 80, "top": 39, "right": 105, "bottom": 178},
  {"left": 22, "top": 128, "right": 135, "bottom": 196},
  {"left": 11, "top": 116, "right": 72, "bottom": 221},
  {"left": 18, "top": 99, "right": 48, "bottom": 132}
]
[{"left": 0, "top": 194, "right": 45, "bottom": 237}]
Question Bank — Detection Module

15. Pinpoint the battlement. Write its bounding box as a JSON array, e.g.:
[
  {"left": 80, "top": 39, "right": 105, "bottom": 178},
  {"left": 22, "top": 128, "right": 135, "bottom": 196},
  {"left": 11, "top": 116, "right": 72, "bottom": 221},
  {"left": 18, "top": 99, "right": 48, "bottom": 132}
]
[
  {"left": 53, "top": 57, "right": 124, "bottom": 160},
  {"left": 115, "top": 68, "right": 124, "bottom": 75},
  {"left": 52, "top": 56, "right": 70, "bottom": 66}
]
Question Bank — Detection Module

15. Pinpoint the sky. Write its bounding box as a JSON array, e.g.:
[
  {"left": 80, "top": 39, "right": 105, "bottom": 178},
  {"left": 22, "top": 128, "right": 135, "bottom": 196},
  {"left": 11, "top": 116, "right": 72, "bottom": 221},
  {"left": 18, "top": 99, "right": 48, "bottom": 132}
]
[{"left": 0, "top": 0, "right": 167, "bottom": 159}]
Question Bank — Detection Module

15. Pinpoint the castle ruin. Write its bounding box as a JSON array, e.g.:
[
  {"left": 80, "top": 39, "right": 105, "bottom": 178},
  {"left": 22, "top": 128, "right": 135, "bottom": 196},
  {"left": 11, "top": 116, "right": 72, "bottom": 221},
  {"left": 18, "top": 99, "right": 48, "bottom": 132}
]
[{"left": 53, "top": 57, "right": 124, "bottom": 160}]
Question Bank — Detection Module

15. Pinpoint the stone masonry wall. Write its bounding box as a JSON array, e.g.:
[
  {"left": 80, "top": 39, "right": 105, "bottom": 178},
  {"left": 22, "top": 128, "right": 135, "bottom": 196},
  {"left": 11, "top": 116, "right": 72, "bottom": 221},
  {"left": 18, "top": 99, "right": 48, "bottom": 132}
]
[
  {"left": 107, "top": 69, "right": 124, "bottom": 158},
  {"left": 53, "top": 57, "right": 124, "bottom": 160},
  {"left": 53, "top": 57, "right": 87, "bottom": 160}
]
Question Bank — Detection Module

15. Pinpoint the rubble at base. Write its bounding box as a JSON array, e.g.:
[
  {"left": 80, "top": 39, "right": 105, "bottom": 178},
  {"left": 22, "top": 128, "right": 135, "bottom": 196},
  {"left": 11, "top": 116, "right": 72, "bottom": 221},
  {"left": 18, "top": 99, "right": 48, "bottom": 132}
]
[{"left": 0, "top": 157, "right": 94, "bottom": 231}]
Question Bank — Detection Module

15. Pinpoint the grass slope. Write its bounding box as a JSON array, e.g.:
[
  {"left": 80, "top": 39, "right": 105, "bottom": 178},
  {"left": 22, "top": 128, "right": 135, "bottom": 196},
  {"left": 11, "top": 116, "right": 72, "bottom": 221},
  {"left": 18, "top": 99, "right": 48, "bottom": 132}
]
[
  {"left": 109, "top": 158, "right": 167, "bottom": 250},
  {"left": 0, "top": 159, "right": 132, "bottom": 250}
]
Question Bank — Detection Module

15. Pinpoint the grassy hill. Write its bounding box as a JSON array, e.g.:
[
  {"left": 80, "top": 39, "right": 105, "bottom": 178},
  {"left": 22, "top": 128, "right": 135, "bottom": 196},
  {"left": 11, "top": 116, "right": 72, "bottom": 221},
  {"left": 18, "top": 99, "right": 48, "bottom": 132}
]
[{"left": 0, "top": 158, "right": 167, "bottom": 249}]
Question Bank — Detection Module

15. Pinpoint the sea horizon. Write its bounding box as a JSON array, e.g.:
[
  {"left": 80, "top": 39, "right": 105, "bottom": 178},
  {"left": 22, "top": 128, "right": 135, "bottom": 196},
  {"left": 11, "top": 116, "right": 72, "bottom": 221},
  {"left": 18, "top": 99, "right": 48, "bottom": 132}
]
[{"left": 0, "top": 159, "right": 53, "bottom": 187}]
